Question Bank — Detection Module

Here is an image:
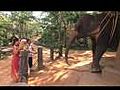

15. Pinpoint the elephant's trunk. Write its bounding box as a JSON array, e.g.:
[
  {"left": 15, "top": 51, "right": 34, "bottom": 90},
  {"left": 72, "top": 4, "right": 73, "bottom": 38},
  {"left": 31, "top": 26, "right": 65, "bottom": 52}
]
[{"left": 65, "top": 30, "right": 78, "bottom": 65}]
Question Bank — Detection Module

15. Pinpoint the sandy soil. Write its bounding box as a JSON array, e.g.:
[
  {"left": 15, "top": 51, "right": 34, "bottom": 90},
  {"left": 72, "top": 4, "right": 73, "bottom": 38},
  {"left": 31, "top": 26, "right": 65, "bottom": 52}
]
[{"left": 0, "top": 46, "right": 119, "bottom": 86}]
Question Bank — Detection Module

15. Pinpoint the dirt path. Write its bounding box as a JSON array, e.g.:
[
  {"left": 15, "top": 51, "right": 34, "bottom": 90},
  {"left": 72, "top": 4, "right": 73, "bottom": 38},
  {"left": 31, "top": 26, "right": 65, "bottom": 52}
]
[
  {"left": 0, "top": 48, "right": 119, "bottom": 86},
  {"left": 0, "top": 56, "right": 13, "bottom": 86}
]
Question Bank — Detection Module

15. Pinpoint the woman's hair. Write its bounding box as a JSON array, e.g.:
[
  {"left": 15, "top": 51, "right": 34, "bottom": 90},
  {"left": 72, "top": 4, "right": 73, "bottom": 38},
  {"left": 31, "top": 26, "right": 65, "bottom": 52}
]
[
  {"left": 26, "top": 38, "right": 30, "bottom": 43},
  {"left": 12, "top": 37, "right": 19, "bottom": 46}
]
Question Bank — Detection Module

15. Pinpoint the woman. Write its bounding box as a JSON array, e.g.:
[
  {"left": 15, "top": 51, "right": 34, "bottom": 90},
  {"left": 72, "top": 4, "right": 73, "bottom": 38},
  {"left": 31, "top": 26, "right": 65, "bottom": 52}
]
[
  {"left": 11, "top": 38, "right": 20, "bottom": 83},
  {"left": 26, "top": 39, "right": 35, "bottom": 75},
  {"left": 27, "top": 39, "right": 34, "bottom": 70}
]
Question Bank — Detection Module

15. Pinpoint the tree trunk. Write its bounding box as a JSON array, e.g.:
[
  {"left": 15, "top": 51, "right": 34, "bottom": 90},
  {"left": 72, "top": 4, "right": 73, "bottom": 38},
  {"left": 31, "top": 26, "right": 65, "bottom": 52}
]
[
  {"left": 50, "top": 48, "right": 54, "bottom": 60},
  {"left": 64, "top": 27, "right": 67, "bottom": 48},
  {"left": 58, "top": 29, "right": 63, "bottom": 57},
  {"left": 58, "top": 45, "right": 63, "bottom": 57},
  {"left": 38, "top": 47, "right": 44, "bottom": 70},
  {"left": 84, "top": 37, "right": 88, "bottom": 49}
]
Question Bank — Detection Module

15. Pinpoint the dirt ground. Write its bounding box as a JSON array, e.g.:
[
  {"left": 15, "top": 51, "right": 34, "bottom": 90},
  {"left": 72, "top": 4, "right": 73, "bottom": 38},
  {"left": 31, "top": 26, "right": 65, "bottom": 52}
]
[{"left": 0, "top": 47, "right": 120, "bottom": 86}]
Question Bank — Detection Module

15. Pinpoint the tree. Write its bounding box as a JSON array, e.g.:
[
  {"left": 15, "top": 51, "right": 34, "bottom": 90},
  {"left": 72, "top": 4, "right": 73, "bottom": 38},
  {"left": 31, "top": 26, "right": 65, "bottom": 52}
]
[
  {"left": 39, "top": 11, "right": 89, "bottom": 60},
  {"left": 10, "top": 11, "right": 35, "bottom": 38},
  {"left": 0, "top": 11, "right": 42, "bottom": 59},
  {"left": 0, "top": 12, "right": 12, "bottom": 46}
]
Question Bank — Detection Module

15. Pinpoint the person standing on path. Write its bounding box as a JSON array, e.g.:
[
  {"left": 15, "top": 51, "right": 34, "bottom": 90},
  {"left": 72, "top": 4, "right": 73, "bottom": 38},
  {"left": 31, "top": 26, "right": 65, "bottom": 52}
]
[
  {"left": 11, "top": 38, "right": 20, "bottom": 83},
  {"left": 27, "top": 39, "right": 35, "bottom": 75}
]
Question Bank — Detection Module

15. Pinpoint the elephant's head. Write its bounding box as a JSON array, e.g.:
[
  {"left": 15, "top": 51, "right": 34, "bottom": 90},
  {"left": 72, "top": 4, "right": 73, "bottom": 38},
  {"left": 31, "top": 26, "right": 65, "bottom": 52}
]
[{"left": 64, "top": 14, "right": 96, "bottom": 65}]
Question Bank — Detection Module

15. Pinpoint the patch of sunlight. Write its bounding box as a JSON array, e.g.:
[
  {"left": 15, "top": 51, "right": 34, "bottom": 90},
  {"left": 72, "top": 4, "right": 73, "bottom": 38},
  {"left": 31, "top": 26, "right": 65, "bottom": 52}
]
[
  {"left": 43, "top": 51, "right": 49, "bottom": 54},
  {"left": 103, "top": 53, "right": 115, "bottom": 57},
  {"left": 38, "top": 70, "right": 44, "bottom": 73},
  {"left": 77, "top": 57, "right": 84, "bottom": 60},
  {"left": 35, "top": 76, "right": 40, "bottom": 80},
  {"left": 52, "top": 71, "right": 68, "bottom": 82},
  {"left": 53, "top": 62, "right": 66, "bottom": 68},
  {"left": 60, "top": 72, "right": 69, "bottom": 80},
  {"left": 68, "top": 60, "right": 92, "bottom": 69},
  {"left": 28, "top": 77, "right": 35, "bottom": 80},
  {"left": 38, "top": 76, "right": 51, "bottom": 83},
  {"left": 76, "top": 55, "right": 92, "bottom": 61},
  {"left": 46, "top": 77, "right": 54, "bottom": 82},
  {"left": 80, "top": 51, "right": 92, "bottom": 55},
  {"left": 54, "top": 64, "right": 65, "bottom": 68},
  {"left": 29, "top": 80, "right": 37, "bottom": 84},
  {"left": 49, "top": 70, "right": 57, "bottom": 73},
  {"left": 48, "top": 66, "right": 55, "bottom": 70}
]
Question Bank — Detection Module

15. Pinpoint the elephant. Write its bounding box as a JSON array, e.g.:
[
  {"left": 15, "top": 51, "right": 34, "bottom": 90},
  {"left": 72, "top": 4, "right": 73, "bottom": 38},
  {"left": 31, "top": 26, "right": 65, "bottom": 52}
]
[{"left": 65, "top": 11, "right": 120, "bottom": 73}]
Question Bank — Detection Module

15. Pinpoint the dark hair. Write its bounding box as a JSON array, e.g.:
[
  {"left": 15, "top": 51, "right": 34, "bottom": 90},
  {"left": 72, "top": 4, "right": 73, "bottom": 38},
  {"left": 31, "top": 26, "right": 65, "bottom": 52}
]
[
  {"left": 12, "top": 38, "right": 19, "bottom": 46},
  {"left": 26, "top": 38, "right": 31, "bottom": 43}
]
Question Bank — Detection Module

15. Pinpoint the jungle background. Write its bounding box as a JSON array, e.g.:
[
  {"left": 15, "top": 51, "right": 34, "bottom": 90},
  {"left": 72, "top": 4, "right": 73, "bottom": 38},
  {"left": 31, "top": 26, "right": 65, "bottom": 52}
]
[{"left": 0, "top": 11, "right": 120, "bottom": 86}]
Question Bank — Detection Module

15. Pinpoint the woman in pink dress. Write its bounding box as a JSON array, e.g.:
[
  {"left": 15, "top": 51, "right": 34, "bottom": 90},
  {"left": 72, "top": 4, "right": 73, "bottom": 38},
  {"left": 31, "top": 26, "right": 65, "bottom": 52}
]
[{"left": 11, "top": 38, "right": 20, "bottom": 83}]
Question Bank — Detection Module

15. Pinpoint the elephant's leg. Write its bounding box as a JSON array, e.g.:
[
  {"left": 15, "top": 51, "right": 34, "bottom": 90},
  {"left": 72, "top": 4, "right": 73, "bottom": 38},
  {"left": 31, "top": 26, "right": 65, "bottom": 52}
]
[
  {"left": 91, "top": 37, "right": 96, "bottom": 58},
  {"left": 91, "top": 43, "right": 107, "bottom": 73}
]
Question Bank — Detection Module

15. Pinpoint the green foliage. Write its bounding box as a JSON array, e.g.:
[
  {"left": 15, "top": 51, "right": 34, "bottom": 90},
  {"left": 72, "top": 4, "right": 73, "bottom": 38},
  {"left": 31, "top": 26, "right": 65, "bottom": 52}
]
[
  {"left": 0, "top": 11, "right": 94, "bottom": 49},
  {"left": 10, "top": 11, "right": 35, "bottom": 38},
  {"left": 0, "top": 11, "right": 42, "bottom": 47},
  {"left": 39, "top": 11, "right": 90, "bottom": 50}
]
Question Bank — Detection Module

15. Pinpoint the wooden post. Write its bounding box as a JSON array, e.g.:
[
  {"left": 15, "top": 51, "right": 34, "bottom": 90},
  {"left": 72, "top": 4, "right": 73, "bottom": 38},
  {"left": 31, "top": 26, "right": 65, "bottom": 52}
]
[
  {"left": 19, "top": 50, "right": 29, "bottom": 83},
  {"left": 38, "top": 47, "right": 44, "bottom": 70}
]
